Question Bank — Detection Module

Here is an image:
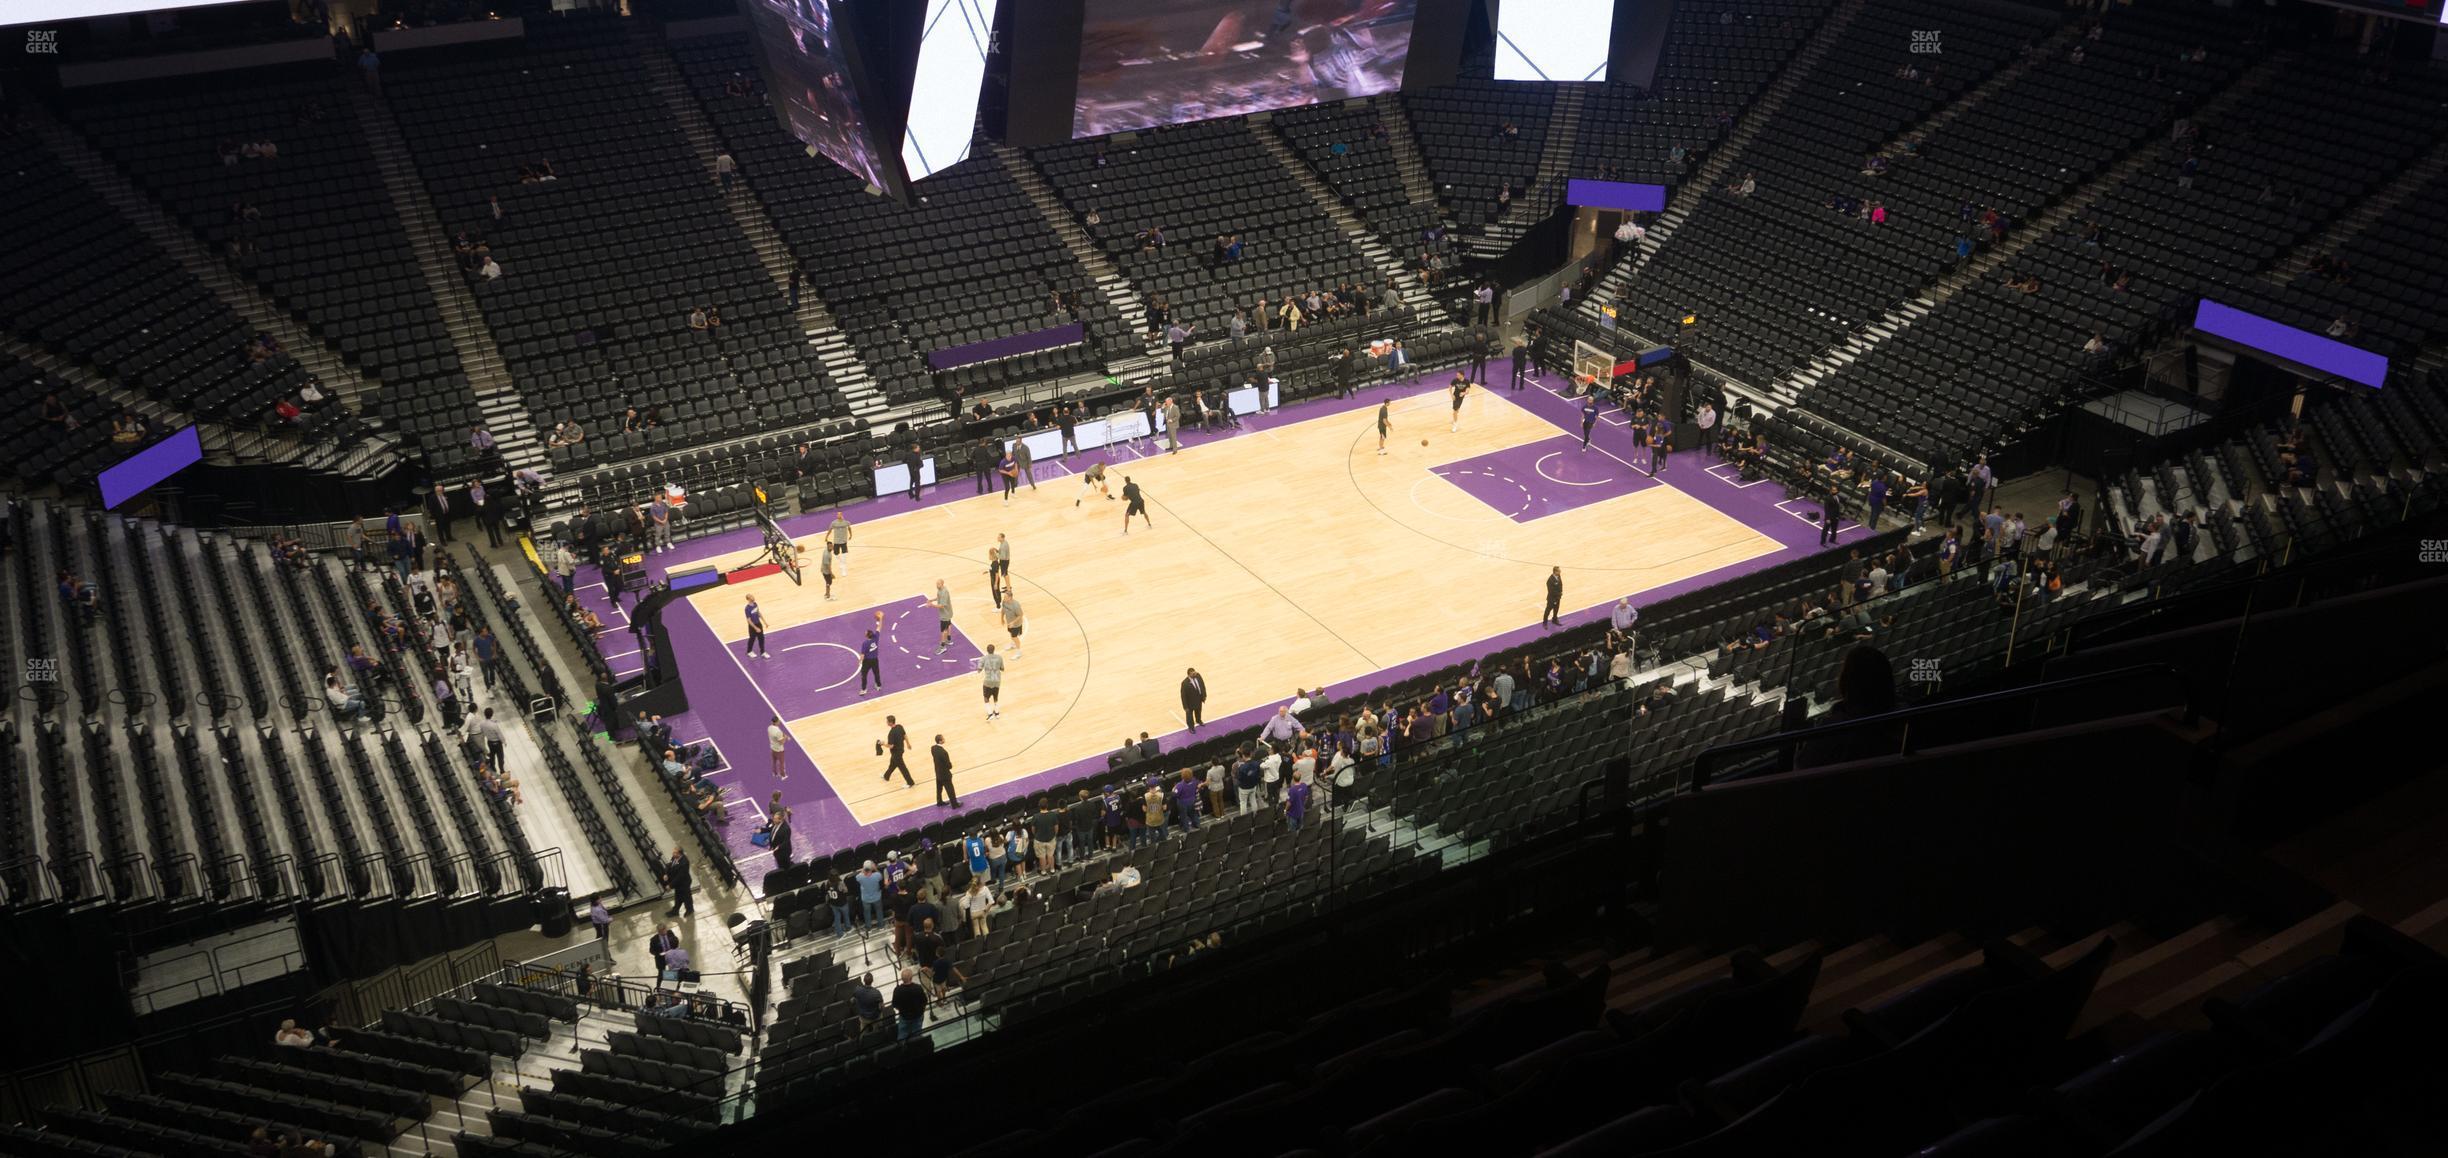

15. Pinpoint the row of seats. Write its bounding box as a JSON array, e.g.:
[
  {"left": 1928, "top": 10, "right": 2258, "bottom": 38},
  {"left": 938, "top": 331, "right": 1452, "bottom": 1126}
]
[
  {"left": 517, "top": 1085, "right": 717, "bottom": 1144},
  {"left": 1403, "top": 80, "right": 1555, "bottom": 229}
]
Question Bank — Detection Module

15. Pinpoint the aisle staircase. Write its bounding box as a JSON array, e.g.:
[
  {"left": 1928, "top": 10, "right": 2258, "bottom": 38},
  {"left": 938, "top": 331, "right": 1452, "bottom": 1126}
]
[
  {"left": 1585, "top": 0, "right": 1871, "bottom": 302},
  {"left": 1467, "top": 83, "right": 1586, "bottom": 260},
  {"left": 1375, "top": 94, "right": 1442, "bottom": 212},
  {"left": 1249, "top": 118, "right": 1448, "bottom": 320},
  {"left": 351, "top": 89, "right": 546, "bottom": 487},
  {"left": 626, "top": 25, "right": 886, "bottom": 421},
  {"left": 989, "top": 141, "right": 1168, "bottom": 382},
  {"left": 2263, "top": 131, "right": 2448, "bottom": 285}
]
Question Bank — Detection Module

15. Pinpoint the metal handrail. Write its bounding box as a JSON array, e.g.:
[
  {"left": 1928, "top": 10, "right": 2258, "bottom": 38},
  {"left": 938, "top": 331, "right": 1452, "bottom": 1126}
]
[
  {"left": 0, "top": 855, "right": 56, "bottom": 905},
  {"left": 348, "top": 851, "right": 392, "bottom": 899},
  {"left": 439, "top": 851, "right": 478, "bottom": 899},
  {"left": 302, "top": 851, "right": 343, "bottom": 899},
  {"left": 1689, "top": 661, "right": 2193, "bottom": 789}
]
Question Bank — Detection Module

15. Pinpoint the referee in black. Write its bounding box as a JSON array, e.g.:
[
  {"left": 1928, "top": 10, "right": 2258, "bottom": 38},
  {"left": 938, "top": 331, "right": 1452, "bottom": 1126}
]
[
  {"left": 881, "top": 715, "right": 914, "bottom": 785},
  {"left": 1542, "top": 566, "right": 1564, "bottom": 628},
  {"left": 1510, "top": 337, "right": 1530, "bottom": 390},
  {"left": 1121, "top": 476, "right": 1153, "bottom": 533}
]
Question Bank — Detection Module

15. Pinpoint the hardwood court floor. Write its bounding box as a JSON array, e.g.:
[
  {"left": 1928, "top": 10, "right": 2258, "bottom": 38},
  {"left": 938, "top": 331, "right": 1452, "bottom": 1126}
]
[{"left": 681, "top": 387, "right": 1779, "bottom": 828}]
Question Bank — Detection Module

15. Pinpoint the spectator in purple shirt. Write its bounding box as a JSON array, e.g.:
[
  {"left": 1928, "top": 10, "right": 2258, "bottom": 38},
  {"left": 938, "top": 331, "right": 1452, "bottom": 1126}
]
[
  {"left": 1173, "top": 770, "right": 1202, "bottom": 833},
  {"left": 1284, "top": 772, "right": 1313, "bottom": 831}
]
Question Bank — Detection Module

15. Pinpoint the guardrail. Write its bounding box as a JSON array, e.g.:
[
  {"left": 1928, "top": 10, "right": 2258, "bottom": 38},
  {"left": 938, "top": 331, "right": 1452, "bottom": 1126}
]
[{"left": 1689, "top": 662, "right": 2193, "bottom": 789}]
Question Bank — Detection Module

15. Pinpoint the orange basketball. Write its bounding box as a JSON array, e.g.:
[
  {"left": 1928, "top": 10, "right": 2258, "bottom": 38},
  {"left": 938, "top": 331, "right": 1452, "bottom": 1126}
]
[{"left": 1420, "top": 438, "right": 1429, "bottom": 447}]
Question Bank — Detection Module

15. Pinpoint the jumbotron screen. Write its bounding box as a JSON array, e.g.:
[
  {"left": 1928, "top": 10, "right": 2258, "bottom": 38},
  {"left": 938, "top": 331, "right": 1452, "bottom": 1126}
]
[
  {"left": 1494, "top": 0, "right": 1612, "bottom": 83},
  {"left": 743, "top": 0, "right": 891, "bottom": 192},
  {"left": 903, "top": 0, "right": 1001, "bottom": 182},
  {"left": 1073, "top": 0, "right": 1420, "bottom": 139}
]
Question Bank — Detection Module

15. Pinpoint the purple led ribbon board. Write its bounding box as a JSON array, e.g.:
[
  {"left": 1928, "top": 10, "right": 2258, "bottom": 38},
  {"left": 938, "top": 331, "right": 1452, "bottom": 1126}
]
[
  {"left": 2193, "top": 299, "right": 2388, "bottom": 390},
  {"left": 99, "top": 425, "right": 203, "bottom": 509},
  {"left": 1566, "top": 178, "right": 1667, "bottom": 214},
  {"left": 925, "top": 322, "right": 1087, "bottom": 371}
]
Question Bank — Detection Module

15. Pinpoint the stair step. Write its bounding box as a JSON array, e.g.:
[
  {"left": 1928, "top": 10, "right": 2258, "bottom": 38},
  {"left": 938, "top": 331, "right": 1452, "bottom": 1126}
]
[{"left": 1803, "top": 935, "right": 1971, "bottom": 1027}]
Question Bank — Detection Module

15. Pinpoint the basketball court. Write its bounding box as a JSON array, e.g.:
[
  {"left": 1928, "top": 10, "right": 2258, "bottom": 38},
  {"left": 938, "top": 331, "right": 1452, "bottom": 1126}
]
[{"left": 596, "top": 368, "right": 1854, "bottom": 879}]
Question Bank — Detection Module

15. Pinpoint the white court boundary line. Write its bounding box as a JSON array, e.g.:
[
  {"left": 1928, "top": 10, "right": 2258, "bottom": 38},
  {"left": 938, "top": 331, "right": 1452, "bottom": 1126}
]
[
  {"left": 1775, "top": 497, "right": 1860, "bottom": 534},
  {"left": 1705, "top": 462, "right": 1775, "bottom": 490},
  {"left": 1534, "top": 452, "right": 1624, "bottom": 488},
  {"left": 777, "top": 640, "right": 863, "bottom": 694}
]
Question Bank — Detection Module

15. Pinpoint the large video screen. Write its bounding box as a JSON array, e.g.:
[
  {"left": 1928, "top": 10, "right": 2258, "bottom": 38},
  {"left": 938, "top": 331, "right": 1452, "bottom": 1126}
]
[
  {"left": 744, "top": 0, "right": 891, "bottom": 192},
  {"left": 903, "top": 0, "right": 1000, "bottom": 183},
  {"left": 1074, "top": 0, "right": 1420, "bottom": 139},
  {"left": 1494, "top": 0, "right": 1612, "bottom": 82}
]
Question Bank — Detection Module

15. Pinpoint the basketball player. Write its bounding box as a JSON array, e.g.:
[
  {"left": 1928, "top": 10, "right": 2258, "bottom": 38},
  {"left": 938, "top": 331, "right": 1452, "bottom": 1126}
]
[
  {"left": 1075, "top": 460, "right": 1112, "bottom": 506},
  {"left": 1121, "top": 476, "right": 1152, "bottom": 533},
  {"left": 857, "top": 629, "right": 884, "bottom": 694},
  {"left": 743, "top": 594, "right": 769, "bottom": 658},
  {"left": 999, "top": 592, "right": 1025, "bottom": 658},
  {"left": 1375, "top": 399, "right": 1393, "bottom": 455},
  {"left": 1650, "top": 415, "right": 1674, "bottom": 473},
  {"left": 989, "top": 533, "right": 1012, "bottom": 594},
  {"left": 1449, "top": 372, "right": 1471, "bottom": 433},
  {"left": 819, "top": 544, "right": 836, "bottom": 600},
  {"left": 827, "top": 511, "right": 852, "bottom": 572},
  {"left": 1579, "top": 393, "right": 1601, "bottom": 451},
  {"left": 933, "top": 580, "right": 954, "bottom": 653},
  {"left": 977, "top": 643, "right": 1004, "bottom": 720}
]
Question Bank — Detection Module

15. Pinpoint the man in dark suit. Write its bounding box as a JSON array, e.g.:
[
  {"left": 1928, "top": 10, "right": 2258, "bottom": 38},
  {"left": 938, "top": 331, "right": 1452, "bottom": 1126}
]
[
  {"left": 424, "top": 485, "right": 454, "bottom": 543},
  {"left": 1468, "top": 326, "right": 1491, "bottom": 382},
  {"left": 646, "top": 924, "right": 678, "bottom": 977},
  {"left": 931, "top": 735, "right": 959, "bottom": 807},
  {"left": 1510, "top": 337, "right": 1529, "bottom": 390},
  {"left": 663, "top": 848, "right": 694, "bottom": 917},
  {"left": 1180, "top": 667, "right": 1208, "bottom": 731},
  {"left": 1136, "top": 732, "right": 1160, "bottom": 762},
  {"left": 770, "top": 808, "right": 795, "bottom": 870},
  {"left": 1820, "top": 486, "right": 1843, "bottom": 547}
]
